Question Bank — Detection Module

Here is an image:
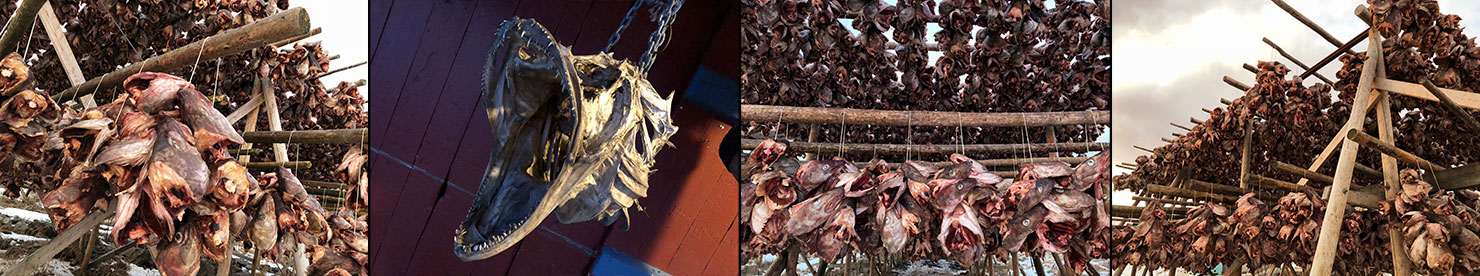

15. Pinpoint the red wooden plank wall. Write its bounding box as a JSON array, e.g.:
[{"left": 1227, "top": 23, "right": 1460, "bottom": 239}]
[{"left": 367, "top": 0, "right": 739, "bottom": 275}]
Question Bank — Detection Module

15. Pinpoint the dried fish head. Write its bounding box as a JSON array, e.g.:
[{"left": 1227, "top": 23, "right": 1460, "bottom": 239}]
[{"left": 456, "top": 18, "right": 677, "bottom": 261}]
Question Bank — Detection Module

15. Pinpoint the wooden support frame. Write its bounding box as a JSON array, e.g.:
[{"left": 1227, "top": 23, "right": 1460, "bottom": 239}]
[
  {"left": 1309, "top": 25, "right": 1383, "bottom": 276},
  {"left": 740, "top": 105, "right": 1110, "bottom": 127},
  {"left": 741, "top": 139, "right": 1105, "bottom": 155}
]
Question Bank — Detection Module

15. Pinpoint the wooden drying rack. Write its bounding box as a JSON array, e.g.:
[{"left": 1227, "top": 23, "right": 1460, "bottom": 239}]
[
  {"left": 3, "top": 3, "right": 366, "bottom": 276},
  {"left": 1112, "top": 1, "right": 1480, "bottom": 275}
]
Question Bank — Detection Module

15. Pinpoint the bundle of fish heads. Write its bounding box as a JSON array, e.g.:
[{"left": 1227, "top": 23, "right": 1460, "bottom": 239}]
[
  {"left": 741, "top": 139, "right": 1110, "bottom": 274},
  {"left": 1385, "top": 169, "right": 1480, "bottom": 274},
  {"left": 0, "top": 53, "right": 61, "bottom": 197},
  {"left": 1113, "top": 190, "right": 1393, "bottom": 274},
  {"left": 306, "top": 209, "right": 368, "bottom": 276},
  {"left": 35, "top": 72, "right": 335, "bottom": 276}
]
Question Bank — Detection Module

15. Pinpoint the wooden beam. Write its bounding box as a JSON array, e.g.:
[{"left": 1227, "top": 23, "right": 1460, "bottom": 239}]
[
  {"left": 1272, "top": 161, "right": 1334, "bottom": 184},
  {"left": 238, "top": 79, "right": 263, "bottom": 163},
  {"left": 1379, "top": 60, "right": 1415, "bottom": 275},
  {"left": 242, "top": 129, "right": 367, "bottom": 145},
  {"left": 1111, "top": 205, "right": 1191, "bottom": 219},
  {"left": 38, "top": 1, "right": 82, "bottom": 86},
  {"left": 1132, "top": 196, "right": 1200, "bottom": 207},
  {"left": 1220, "top": 98, "right": 1235, "bottom": 105},
  {"left": 2, "top": 210, "right": 112, "bottom": 276},
  {"left": 243, "top": 161, "right": 311, "bottom": 170},
  {"left": 1428, "top": 163, "right": 1480, "bottom": 190},
  {"left": 1243, "top": 63, "right": 1259, "bottom": 74},
  {"left": 53, "top": 7, "right": 313, "bottom": 103},
  {"left": 1224, "top": 76, "right": 1251, "bottom": 91},
  {"left": 312, "top": 60, "right": 367, "bottom": 79},
  {"left": 1134, "top": 145, "right": 1154, "bottom": 153},
  {"left": 1310, "top": 26, "right": 1382, "bottom": 276},
  {"left": 848, "top": 156, "right": 1087, "bottom": 169},
  {"left": 1191, "top": 117, "right": 1204, "bottom": 125},
  {"left": 0, "top": 0, "right": 46, "bottom": 56},
  {"left": 1374, "top": 79, "right": 1480, "bottom": 110},
  {"left": 301, "top": 180, "right": 349, "bottom": 190},
  {"left": 741, "top": 139, "right": 1105, "bottom": 155},
  {"left": 1239, "top": 120, "right": 1255, "bottom": 189},
  {"left": 740, "top": 105, "right": 1110, "bottom": 127},
  {"left": 1302, "top": 28, "right": 1369, "bottom": 80},
  {"left": 1244, "top": 173, "right": 1303, "bottom": 192},
  {"left": 1419, "top": 78, "right": 1480, "bottom": 132},
  {"left": 1270, "top": 0, "right": 1354, "bottom": 55},
  {"left": 224, "top": 93, "right": 264, "bottom": 123},
  {"left": 1345, "top": 129, "right": 1445, "bottom": 171},
  {"left": 263, "top": 79, "right": 287, "bottom": 162},
  {"left": 270, "top": 27, "right": 321, "bottom": 48},
  {"left": 1146, "top": 184, "right": 1236, "bottom": 202},
  {"left": 1261, "top": 37, "right": 1334, "bottom": 84}
]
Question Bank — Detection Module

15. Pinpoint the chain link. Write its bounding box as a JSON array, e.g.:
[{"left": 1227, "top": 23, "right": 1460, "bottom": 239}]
[
  {"left": 603, "top": 0, "right": 646, "bottom": 53},
  {"left": 639, "top": 0, "right": 684, "bottom": 73}
]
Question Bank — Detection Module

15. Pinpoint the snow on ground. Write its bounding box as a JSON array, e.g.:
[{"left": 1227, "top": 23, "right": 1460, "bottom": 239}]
[
  {"left": 127, "top": 263, "right": 160, "bottom": 276},
  {"left": 0, "top": 207, "right": 50, "bottom": 222},
  {"left": 0, "top": 232, "right": 45, "bottom": 241}
]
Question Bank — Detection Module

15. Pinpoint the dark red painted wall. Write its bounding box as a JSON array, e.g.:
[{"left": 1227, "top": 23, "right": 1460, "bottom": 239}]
[{"left": 367, "top": 0, "right": 739, "bottom": 275}]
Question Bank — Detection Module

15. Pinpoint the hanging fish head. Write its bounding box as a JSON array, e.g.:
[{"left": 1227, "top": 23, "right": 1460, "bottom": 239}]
[{"left": 455, "top": 18, "right": 677, "bottom": 261}]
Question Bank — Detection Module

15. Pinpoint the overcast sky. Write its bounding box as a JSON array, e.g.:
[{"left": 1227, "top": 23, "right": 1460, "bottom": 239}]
[
  {"left": 291, "top": 2, "right": 368, "bottom": 97},
  {"left": 1110, "top": 1, "right": 1480, "bottom": 205}
]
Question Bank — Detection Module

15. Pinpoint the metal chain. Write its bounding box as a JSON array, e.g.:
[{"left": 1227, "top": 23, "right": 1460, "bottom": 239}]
[
  {"left": 603, "top": 0, "right": 645, "bottom": 53},
  {"left": 639, "top": 0, "right": 684, "bottom": 73}
]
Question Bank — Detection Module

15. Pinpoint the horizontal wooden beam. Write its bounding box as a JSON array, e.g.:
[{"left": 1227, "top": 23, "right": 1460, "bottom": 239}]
[
  {"left": 1145, "top": 184, "right": 1237, "bottom": 202},
  {"left": 1132, "top": 196, "right": 1201, "bottom": 207},
  {"left": 54, "top": 7, "right": 313, "bottom": 103},
  {"left": 740, "top": 105, "right": 1110, "bottom": 127},
  {"left": 1244, "top": 173, "right": 1304, "bottom": 192},
  {"left": 302, "top": 180, "right": 349, "bottom": 190},
  {"left": 842, "top": 156, "right": 1089, "bottom": 170},
  {"left": 1428, "top": 163, "right": 1480, "bottom": 190},
  {"left": 242, "top": 129, "right": 366, "bottom": 145},
  {"left": 1224, "top": 76, "right": 1251, "bottom": 91},
  {"left": 1345, "top": 129, "right": 1446, "bottom": 171},
  {"left": 1420, "top": 78, "right": 1480, "bottom": 132},
  {"left": 244, "top": 161, "right": 311, "bottom": 170},
  {"left": 1373, "top": 79, "right": 1480, "bottom": 110},
  {"left": 1111, "top": 205, "right": 1190, "bottom": 219},
  {"left": 741, "top": 139, "right": 1106, "bottom": 155}
]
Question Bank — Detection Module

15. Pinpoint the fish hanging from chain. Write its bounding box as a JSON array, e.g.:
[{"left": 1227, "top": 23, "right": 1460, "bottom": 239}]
[{"left": 453, "top": 18, "right": 679, "bottom": 261}]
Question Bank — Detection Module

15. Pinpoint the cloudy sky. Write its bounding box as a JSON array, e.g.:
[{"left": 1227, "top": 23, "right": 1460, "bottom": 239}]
[{"left": 1110, "top": 1, "right": 1480, "bottom": 205}]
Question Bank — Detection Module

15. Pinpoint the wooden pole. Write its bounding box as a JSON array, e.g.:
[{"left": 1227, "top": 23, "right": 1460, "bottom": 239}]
[
  {"left": 38, "top": 1, "right": 82, "bottom": 86},
  {"left": 1301, "top": 28, "right": 1369, "bottom": 80},
  {"left": 1419, "top": 78, "right": 1480, "bottom": 133},
  {"left": 2, "top": 210, "right": 112, "bottom": 276},
  {"left": 269, "top": 27, "right": 321, "bottom": 48},
  {"left": 1224, "top": 76, "right": 1251, "bottom": 91},
  {"left": 53, "top": 7, "right": 313, "bottom": 103},
  {"left": 1170, "top": 123, "right": 1192, "bottom": 131},
  {"left": 263, "top": 78, "right": 288, "bottom": 162},
  {"left": 1270, "top": 0, "right": 1353, "bottom": 54},
  {"left": 243, "top": 129, "right": 367, "bottom": 145},
  {"left": 311, "top": 60, "right": 366, "bottom": 79},
  {"left": 1295, "top": 91, "right": 1386, "bottom": 186},
  {"left": 1373, "top": 79, "right": 1480, "bottom": 109},
  {"left": 1134, "top": 145, "right": 1154, "bottom": 153},
  {"left": 244, "top": 161, "right": 311, "bottom": 169},
  {"left": 1239, "top": 120, "right": 1255, "bottom": 189},
  {"left": 239, "top": 78, "right": 263, "bottom": 162},
  {"left": 848, "top": 156, "right": 1087, "bottom": 169},
  {"left": 742, "top": 139, "right": 1105, "bottom": 155},
  {"left": 1379, "top": 69, "right": 1415, "bottom": 276},
  {"left": 1345, "top": 129, "right": 1445, "bottom": 171},
  {"left": 224, "top": 93, "right": 264, "bottom": 123},
  {"left": 1272, "top": 161, "right": 1334, "bottom": 184},
  {"left": 1145, "top": 184, "right": 1237, "bottom": 202},
  {"left": 1244, "top": 63, "right": 1259, "bottom": 74},
  {"left": 0, "top": 0, "right": 46, "bottom": 55},
  {"left": 741, "top": 105, "right": 1110, "bottom": 127},
  {"left": 1309, "top": 26, "right": 1382, "bottom": 276},
  {"left": 1262, "top": 38, "right": 1335, "bottom": 84}
]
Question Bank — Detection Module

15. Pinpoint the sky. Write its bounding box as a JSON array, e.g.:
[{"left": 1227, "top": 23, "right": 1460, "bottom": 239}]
[
  {"left": 1110, "top": 0, "right": 1480, "bottom": 206},
  {"left": 291, "top": 1, "right": 369, "bottom": 98}
]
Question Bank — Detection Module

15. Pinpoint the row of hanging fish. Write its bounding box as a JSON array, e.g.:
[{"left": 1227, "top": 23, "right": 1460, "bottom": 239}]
[
  {"left": 1114, "top": 169, "right": 1480, "bottom": 275},
  {"left": 741, "top": 139, "right": 1110, "bottom": 274},
  {"left": 30, "top": 70, "right": 361, "bottom": 276}
]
